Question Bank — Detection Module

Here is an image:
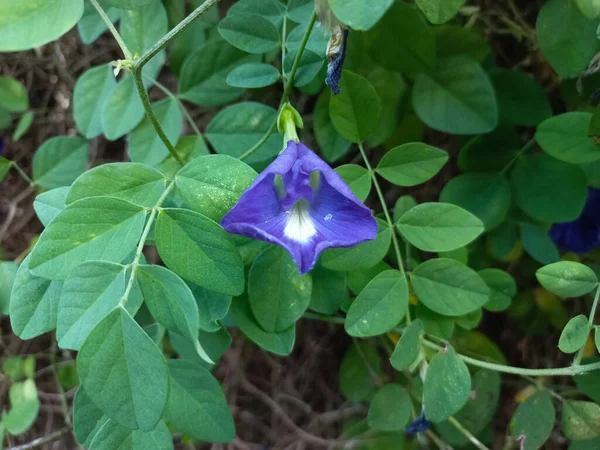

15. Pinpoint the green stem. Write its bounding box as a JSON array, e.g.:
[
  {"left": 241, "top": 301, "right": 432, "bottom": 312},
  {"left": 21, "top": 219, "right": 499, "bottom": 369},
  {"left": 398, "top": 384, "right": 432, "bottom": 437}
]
[
  {"left": 11, "top": 162, "right": 35, "bottom": 187},
  {"left": 281, "top": 15, "right": 288, "bottom": 77},
  {"left": 89, "top": 0, "right": 132, "bottom": 60},
  {"left": 120, "top": 182, "right": 174, "bottom": 307},
  {"left": 574, "top": 285, "right": 600, "bottom": 365},
  {"left": 501, "top": 138, "right": 535, "bottom": 175},
  {"left": 447, "top": 416, "right": 490, "bottom": 450},
  {"left": 239, "top": 11, "right": 318, "bottom": 161}
]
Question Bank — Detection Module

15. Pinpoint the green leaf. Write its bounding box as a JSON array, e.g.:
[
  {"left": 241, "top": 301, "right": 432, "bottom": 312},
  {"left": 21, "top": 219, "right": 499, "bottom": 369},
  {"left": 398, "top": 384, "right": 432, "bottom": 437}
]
[
  {"left": 397, "top": 202, "right": 484, "bottom": 252},
  {"left": 423, "top": 345, "right": 471, "bottom": 423},
  {"left": 413, "top": 57, "right": 498, "bottom": 134},
  {"left": 536, "top": 112, "right": 600, "bottom": 164},
  {"left": 575, "top": 0, "right": 600, "bottom": 18},
  {"left": 164, "top": 360, "right": 235, "bottom": 442},
  {"left": 313, "top": 91, "right": 351, "bottom": 163},
  {"left": 0, "top": 156, "right": 11, "bottom": 183},
  {"left": 286, "top": 21, "right": 329, "bottom": 56},
  {"left": 159, "top": 135, "right": 210, "bottom": 177},
  {"left": 415, "top": 0, "right": 466, "bottom": 24},
  {"left": 89, "top": 420, "right": 173, "bottom": 450},
  {"left": 321, "top": 218, "right": 391, "bottom": 272},
  {"left": 537, "top": 0, "right": 600, "bottom": 78},
  {"left": 136, "top": 265, "right": 200, "bottom": 343},
  {"left": 345, "top": 270, "right": 408, "bottom": 337},
  {"left": 77, "top": 307, "right": 169, "bottom": 431},
  {"left": 73, "top": 65, "right": 116, "bottom": 139},
  {"left": 339, "top": 342, "right": 382, "bottom": 402},
  {"left": 390, "top": 319, "right": 423, "bottom": 371},
  {"left": 520, "top": 223, "right": 560, "bottom": 265},
  {"left": 0, "top": 261, "right": 17, "bottom": 315},
  {"left": 376, "top": 143, "right": 448, "bottom": 187},
  {"left": 309, "top": 265, "right": 347, "bottom": 314},
  {"left": 32, "top": 187, "right": 68, "bottom": 227},
  {"left": 0, "top": 0, "right": 84, "bottom": 52},
  {"left": 105, "top": 0, "right": 154, "bottom": 9},
  {"left": 410, "top": 258, "right": 490, "bottom": 317},
  {"left": 12, "top": 111, "right": 34, "bottom": 141},
  {"left": 248, "top": 246, "right": 312, "bottom": 332},
  {"left": 367, "top": 384, "right": 411, "bottom": 431},
  {"left": 78, "top": 0, "right": 120, "bottom": 45},
  {"left": 29, "top": 197, "right": 146, "bottom": 280},
  {"left": 283, "top": 48, "right": 324, "bottom": 87},
  {"left": 489, "top": 68, "right": 552, "bottom": 127},
  {"left": 226, "top": 63, "right": 280, "bottom": 88},
  {"left": 366, "top": 67, "right": 407, "bottom": 147},
  {"left": 1, "top": 379, "right": 40, "bottom": 435},
  {"left": 393, "top": 196, "right": 417, "bottom": 224},
  {"left": 229, "top": 0, "right": 285, "bottom": 27},
  {"left": 155, "top": 208, "right": 244, "bottom": 295},
  {"left": 57, "top": 262, "right": 142, "bottom": 351},
  {"left": 230, "top": 294, "right": 296, "bottom": 355},
  {"left": 562, "top": 400, "right": 600, "bottom": 441},
  {"left": 205, "top": 102, "right": 280, "bottom": 165},
  {"left": 559, "top": 315, "right": 590, "bottom": 353},
  {"left": 128, "top": 98, "right": 183, "bottom": 166},
  {"left": 329, "top": 0, "right": 393, "bottom": 30},
  {"left": 536, "top": 261, "right": 598, "bottom": 298},
  {"left": 511, "top": 153, "right": 588, "bottom": 223},
  {"left": 176, "top": 154, "right": 257, "bottom": 221},
  {"left": 188, "top": 284, "right": 231, "bottom": 332},
  {"left": 219, "top": 13, "right": 280, "bottom": 54},
  {"left": 0, "top": 77, "right": 28, "bottom": 112},
  {"left": 73, "top": 388, "right": 108, "bottom": 447},
  {"left": 510, "top": 390, "right": 555, "bottom": 450},
  {"left": 479, "top": 268, "right": 516, "bottom": 312},
  {"left": 32, "top": 136, "right": 89, "bottom": 189},
  {"left": 335, "top": 164, "right": 371, "bottom": 202},
  {"left": 416, "top": 302, "right": 455, "bottom": 339},
  {"left": 435, "top": 25, "right": 490, "bottom": 63},
  {"left": 179, "top": 40, "right": 255, "bottom": 107},
  {"left": 9, "top": 255, "right": 61, "bottom": 339},
  {"left": 102, "top": 75, "right": 145, "bottom": 140},
  {"left": 67, "top": 162, "right": 167, "bottom": 208},
  {"left": 330, "top": 70, "right": 381, "bottom": 143}
]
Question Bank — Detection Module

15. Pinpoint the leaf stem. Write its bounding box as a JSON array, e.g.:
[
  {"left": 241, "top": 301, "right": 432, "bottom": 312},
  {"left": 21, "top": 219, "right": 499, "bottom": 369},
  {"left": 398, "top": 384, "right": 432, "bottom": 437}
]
[
  {"left": 89, "top": 0, "right": 132, "bottom": 60},
  {"left": 239, "top": 11, "right": 318, "bottom": 161},
  {"left": 574, "top": 285, "right": 600, "bottom": 365},
  {"left": 10, "top": 161, "right": 35, "bottom": 187},
  {"left": 447, "top": 416, "right": 491, "bottom": 450}
]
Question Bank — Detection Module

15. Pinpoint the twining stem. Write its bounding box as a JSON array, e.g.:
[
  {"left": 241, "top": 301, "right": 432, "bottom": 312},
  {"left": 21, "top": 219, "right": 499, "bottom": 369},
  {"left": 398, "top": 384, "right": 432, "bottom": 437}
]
[
  {"left": 120, "top": 181, "right": 174, "bottom": 307},
  {"left": 574, "top": 285, "right": 600, "bottom": 366},
  {"left": 239, "top": 11, "right": 319, "bottom": 161},
  {"left": 89, "top": 0, "right": 132, "bottom": 60},
  {"left": 447, "top": 417, "right": 491, "bottom": 450}
]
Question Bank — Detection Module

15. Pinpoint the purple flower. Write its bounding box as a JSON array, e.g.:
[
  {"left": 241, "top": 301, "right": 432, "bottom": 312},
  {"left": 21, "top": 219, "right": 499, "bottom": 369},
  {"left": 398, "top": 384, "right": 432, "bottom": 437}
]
[
  {"left": 550, "top": 188, "right": 600, "bottom": 254},
  {"left": 325, "top": 29, "right": 349, "bottom": 95},
  {"left": 221, "top": 141, "right": 377, "bottom": 274},
  {"left": 404, "top": 409, "right": 431, "bottom": 434}
]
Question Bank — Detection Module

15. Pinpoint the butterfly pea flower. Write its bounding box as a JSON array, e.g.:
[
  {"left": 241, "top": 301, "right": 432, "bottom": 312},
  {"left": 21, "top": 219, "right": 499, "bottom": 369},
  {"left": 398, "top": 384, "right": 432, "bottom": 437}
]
[
  {"left": 315, "top": 0, "right": 349, "bottom": 95},
  {"left": 404, "top": 409, "right": 431, "bottom": 434},
  {"left": 221, "top": 140, "right": 377, "bottom": 274},
  {"left": 550, "top": 187, "right": 600, "bottom": 254}
]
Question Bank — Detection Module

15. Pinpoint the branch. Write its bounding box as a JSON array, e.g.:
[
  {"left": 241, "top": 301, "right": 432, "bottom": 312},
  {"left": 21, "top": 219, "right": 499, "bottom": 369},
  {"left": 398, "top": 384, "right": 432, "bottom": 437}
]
[{"left": 6, "top": 427, "right": 71, "bottom": 450}]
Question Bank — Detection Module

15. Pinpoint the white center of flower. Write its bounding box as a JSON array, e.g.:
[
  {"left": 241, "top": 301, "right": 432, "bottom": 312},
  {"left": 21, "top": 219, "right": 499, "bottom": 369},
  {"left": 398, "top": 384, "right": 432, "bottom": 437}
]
[{"left": 284, "top": 201, "right": 316, "bottom": 243}]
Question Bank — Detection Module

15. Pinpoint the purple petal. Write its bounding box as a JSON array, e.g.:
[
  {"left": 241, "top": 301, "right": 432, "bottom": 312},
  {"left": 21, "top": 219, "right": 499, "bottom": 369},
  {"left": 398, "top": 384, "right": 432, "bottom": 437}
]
[{"left": 221, "top": 141, "right": 377, "bottom": 273}]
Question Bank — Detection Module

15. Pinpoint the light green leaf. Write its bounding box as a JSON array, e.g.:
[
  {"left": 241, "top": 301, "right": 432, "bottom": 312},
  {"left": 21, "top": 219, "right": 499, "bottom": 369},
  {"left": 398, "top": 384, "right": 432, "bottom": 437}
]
[
  {"left": 0, "top": 77, "right": 28, "bottom": 112},
  {"left": 89, "top": 419, "right": 173, "bottom": 450},
  {"left": 376, "top": 143, "right": 448, "bottom": 187},
  {"left": 128, "top": 98, "right": 183, "bottom": 166},
  {"left": 9, "top": 255, "right": 60, "bottom": 339},
  {"left": 329, "top": 0, "right": 394, "bottom": 30},
  {"left": 73, "top": 65, "right": 116, "bottom": 139},
  {"left": 32, "top": 136, "right": 89, "bottom": 189},
  {"left": 0, "top": 0, "right": 83, "bottom": 52},
  {"left": 77, "top": 307, "right": 169, "bottom": 431},
  {"left": 105, "top": 0, "right": 154, "bottom": 9},
  {"left": 345, "top": 270, "right": 408, "bottom": 337},
  {"left": 249, "top": 246, "right": 312, "bottom": 332},
  {"left": 1, "top": 379, "right": 40, "bottom": 435},
  {"left": 309, "top": 265, "right": 347, "bottom": 314},
  {"left": 164, "top": 360, "right": 235, "bottom": 442},
  {"left": 78, "top": 0, "right": 120, "bottom": 45},
  {"left": 67, "top": 162, "right": 167, "bottom": 208},
  {"left": 339, "top": 342, "right": 382, "bottom": 402},
  {"left": 29, "top": 197, "right": 147, "bottom": 280},
  {"left": 367, "top": 384, "right": 411, "bottom": 431},
  {"left": 219, "top": 13, "right": 280, "bottom": 54},
  {"left": 410, "top": 258, "right": 490, "bottom": 317},
  {"left": 12, "top": 111, "right": 34, "bottom": 141},
  {"left": 536, "top": 261, "right": 598, "bottom": 298},
  {"left": 511, "top": 153, "right": 588, "bottom": 223},
  {"left": 102, "top": 75, "right": 145, "bottom": 141},
  {"left": 313, "top": 91, "right": 351, "bottom": 163},
  {"left": 335, "top": 164, "right": 371, "bottom": 202},
  {"left": 176, "top": 154, "right": 257, "bottom": 221},
  {"left": 479, "top": 268, "right": 516, "bottom": 312},
  {"left": 33, "top": 187, "right": 69, "bottom": 227},
  {"left": 0, "top": 261, "right": 17, "bottom": 315},
  {"left": 562, "top": 400, "right": 600, "bottom": 441},
  {"left": 155, "top": 208, "right": 244, "bottom": 296},
  {"left": 330, "top": 70, "right": 381, "bottom": 143},
  {"left": 286, "top": 21, "right": 329, "bottom": 56},
  {"left": 226, "top": 63, "right": 280, "bottom": 88},
  {"left": 575, "top": 0, "right": 600, "bottom": 18},
  {"left": 415, "top": 0, "right": 466, "bottom": 24},
  {"left": 510, "top": 390, "right": 555, "bottom": 450},
  {"left": 559, "top": 315, "right": 590, "bottom": 353},
  {"left": 390, "top": 319, "right": 423, "bottom": 371},
  {"left": 73, "top": 388, "right": 108, "bottom": 447},
  {"left": 230, "top": 294, "right": 296, "bottom": 356},
  {"left": 206, "top": 102, "right": 281, "bottom": 165},
  {"left": 413, "top": 57, "right": 498, "bottom": 134},
  {"left": 424, "top": 345, "right": 471, "bottom": 423},
  {"left": 0, "top": 156, "right": 11, "bottom": 182},
  {"left": 283, "top": 48, "right": 324, "bottom": 87},
  {"left": 397, "top": 203, "right": 484, "bottom": 252}
]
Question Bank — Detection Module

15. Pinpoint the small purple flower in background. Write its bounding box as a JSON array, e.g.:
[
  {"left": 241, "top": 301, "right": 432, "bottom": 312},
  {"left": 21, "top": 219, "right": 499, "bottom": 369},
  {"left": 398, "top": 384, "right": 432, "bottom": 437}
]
[
  {"left": 221, "top": 140, "right": 377, "bottom": 274},
  {"left": 550, "top": 188, "right": 600, "bottom": 254},
  {"left": 404, "top": 409, "right": 431, "bottom": 434}
]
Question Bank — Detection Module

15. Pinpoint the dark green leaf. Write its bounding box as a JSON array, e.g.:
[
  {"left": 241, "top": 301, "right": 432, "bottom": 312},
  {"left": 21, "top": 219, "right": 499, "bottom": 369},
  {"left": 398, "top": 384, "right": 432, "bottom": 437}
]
[
  {"left": 510, "top": 390, "right": 555, "bottom": 450},
  {"left": 415, "top": 0, "right": 466, "bottom": 24},
  {"left": 226, "top": 63, "right": 280, "bottom": 88},
  {"left": 367, "top": 384, "right": 411, "bottom": 431},
  {"left": 390, "top": 319, "right": 423, "bottom": 371},
  {"left": 559, "top": 315, "right": 590, "bottom": 353},
  {"left": 219, "top": 13, "right": 280, "bottom": 54},
  {"left": 339, "top": 342, "right": 382, "bottom": 402},
  {"left": 479, "top": 268, "right": 516, "bottom": 312},
  {"left": 335, "top": 164, "right": 371, "bottom": 202}
]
